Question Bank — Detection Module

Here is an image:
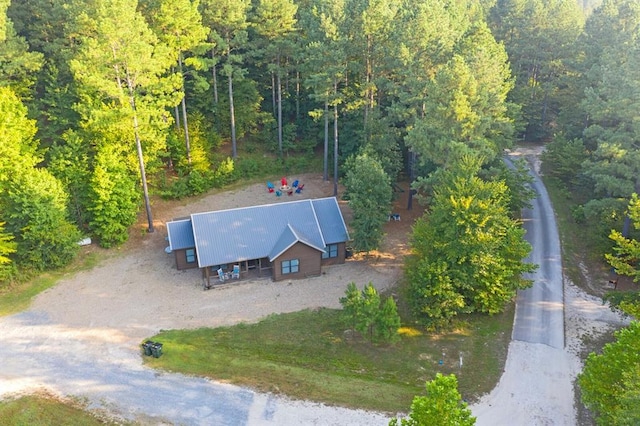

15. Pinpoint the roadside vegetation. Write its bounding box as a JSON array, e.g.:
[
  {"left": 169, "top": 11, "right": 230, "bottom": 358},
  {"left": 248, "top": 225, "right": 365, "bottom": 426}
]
[
  {"left": 0, "top": 393, "right": 129, "bottom": 425},
  {"left": 145, "top": 304, "right": 513, "bottom": 413}
]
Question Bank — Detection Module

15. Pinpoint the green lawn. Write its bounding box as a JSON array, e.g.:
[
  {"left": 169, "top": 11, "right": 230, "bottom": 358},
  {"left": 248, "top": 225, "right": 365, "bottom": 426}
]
[
  {"left": 541, "top": 175, "right": 612, "bottom": 290},
  {"left": 144, "top": 305, "right": 513, "bottom": 413},
  {"left": 0, "top": 394, "right": 128, "bottom": 425}
]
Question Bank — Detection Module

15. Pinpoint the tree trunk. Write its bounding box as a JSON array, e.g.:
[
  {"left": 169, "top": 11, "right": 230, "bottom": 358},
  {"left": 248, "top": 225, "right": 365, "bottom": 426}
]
[
  {"left": 271, "top": 72, "right": 276, "bottom": 113},
  {"left": 125, "top": 71, "right": 153, "bottom": 233},
  {"left": 277, "top": 66, "right": 283, "bottom": 157},
  {"left": 178, "top": 54, "right": 191, "bottom": 165},
  {"left": 323, "top": 96, "right": 329, "bottom": 182},
  {"left": 211, "top": 48, "right": 218, "bottom": 104},
  {"left": 228, "top": 71, "right": 237, "bottom": 159},
  {"left": 295, "top": 69, "right": 300, "bottom": 122},
  {"left": 333, "top": 80, "right": 339, "bottom": 197},
  {"left": 407, "top": 151, "right": 416, "bottom": 210},
  {"left": 172, "top": 67, "right": 181, "bottom": 131},
  {"left": 174, "top": 104, "right": 181, "bottom": 131}
]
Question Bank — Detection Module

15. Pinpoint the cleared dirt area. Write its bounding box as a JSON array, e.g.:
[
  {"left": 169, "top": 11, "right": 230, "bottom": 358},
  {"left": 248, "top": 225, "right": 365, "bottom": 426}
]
[
  {"left": 30, "top": 173, "right": 418, "bottom": 346},
  {"left": 4, "top": 156, "right": 631, "bottom": 425}
]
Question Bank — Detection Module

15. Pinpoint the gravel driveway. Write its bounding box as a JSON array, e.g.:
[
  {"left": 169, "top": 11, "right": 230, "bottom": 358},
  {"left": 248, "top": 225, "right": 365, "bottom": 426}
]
[
  {"left": 0, "top": 174, "right": 404, "bottom": 424},
  {"left": 0, "top": 167, "right": 630, "bottom": 425}
]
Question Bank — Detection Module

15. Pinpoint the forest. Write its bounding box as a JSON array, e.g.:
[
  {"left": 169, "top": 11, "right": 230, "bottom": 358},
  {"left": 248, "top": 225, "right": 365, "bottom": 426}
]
[
  {"left": 0, "top": 0, "right": 637, "bottom": 294},
  {"left": 1, "top": 0, "right": 639, "bottom": 422}
]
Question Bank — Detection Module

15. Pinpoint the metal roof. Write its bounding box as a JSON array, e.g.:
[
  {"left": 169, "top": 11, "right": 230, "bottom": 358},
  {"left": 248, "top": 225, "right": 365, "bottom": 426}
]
[
  {"left": 166, "top": 197, "right": 348, "bottom": 268},
  {"left": 312, "top": 197, "right": 351, "bottom": 244},
  {"left": 166, "top": 219, "right": 195, "bottom": 251},
  {"left": 268, "top": 223, "right": 325, "bottom": 261}
]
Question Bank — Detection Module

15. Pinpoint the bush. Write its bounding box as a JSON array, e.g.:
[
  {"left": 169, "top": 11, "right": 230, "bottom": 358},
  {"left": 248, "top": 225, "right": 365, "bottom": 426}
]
[{"left": 339, "top": 282, "right": 401, "bottom": 344}]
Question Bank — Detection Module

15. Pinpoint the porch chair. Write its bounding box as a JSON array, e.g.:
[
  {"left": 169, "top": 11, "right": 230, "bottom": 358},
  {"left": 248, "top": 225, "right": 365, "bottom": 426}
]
[
  {"left": 292, "top": 179, "right": 299, "bottom": 188},
  {"left": 266, "top": 181, "right": 275, "bottom": 193},
  {"left": 217, "top": 268, "right": 226, "bottom": 282},
  {"left": 232, "top": 264, "right": 240, "bottom": 279},
  {"left": 295, "top": 183, "right": 304, "bottom": 193}
]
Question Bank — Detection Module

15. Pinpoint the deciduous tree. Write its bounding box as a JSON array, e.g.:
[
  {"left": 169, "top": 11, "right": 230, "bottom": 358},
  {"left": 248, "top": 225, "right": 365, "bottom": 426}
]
[
  {"left": 70, "top": 0, "right": 181, "bottom": 239},
  {"left": 390, "top": 373, "right": 476, "bottom": 426},
  {"left": 344, "top": 152, "right": 392, "bottom": 253},
  {"left": 579, "top": 321, "right": 640, "bottom": 425},
  {"left": 0, "top": 87, "right": 80, "bottom": 270},
  {"left": 407, "top": 156, "right": 534, "bottom": 325},
  {"left": 606, "top": 194, "right": 640, "bottom": 282},
  {"left": 0, "top": 222, "right": 17, "bottom": 282}
]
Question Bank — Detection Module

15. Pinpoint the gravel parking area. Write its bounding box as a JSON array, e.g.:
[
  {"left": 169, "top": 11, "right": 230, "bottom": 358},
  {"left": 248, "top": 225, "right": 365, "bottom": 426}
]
[{"left": 1, "top": 173, "right": 410, "bottom": 425}]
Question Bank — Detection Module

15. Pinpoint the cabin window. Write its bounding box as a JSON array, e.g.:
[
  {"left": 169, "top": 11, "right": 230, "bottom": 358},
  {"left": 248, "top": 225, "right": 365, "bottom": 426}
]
[
  {"left": 282, "top": 259, "right": 299, "bottom": 275},
  {"left": 322, "top": 244, "right": 338, "bottom": 259},
  {"left": 186, "top": 248, "right": 196, "bottom": 263}
]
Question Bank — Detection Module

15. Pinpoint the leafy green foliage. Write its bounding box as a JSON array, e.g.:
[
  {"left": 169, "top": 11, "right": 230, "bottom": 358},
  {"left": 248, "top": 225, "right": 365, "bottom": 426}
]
[
  {"left": 389, "top": 373, "right": 476, "bottom": 426},
  {"left": 408, "top": 157, "right": 535, "bottom": 326},
  {"left": 0, "top": 222, "right": 16, "bottom": 282},
  {"left": 483, "top": 157, "right": 536, "bottom": 213},
  {"left": 0, "top": 87, "right": 80, "bottom": 272},
  {"left": 540, "top": 136, "right": 588, "bottom": 189},
  {"left": 0, "top": 10, "right": 43, "bottom": 97},
  {"left": 488, "top": 0, "right": 584, "bottom": 141},
  {"left": 603, "top": 291, "right": 640, "bottom": 319},
  {"left": 375, "top": 296, "right": 401, "bottom": 344},
  {"left": 47, "top": 131, "right": 92, "bottom": 228},
  {"left": 344, "top": 152, "right": 392, "bottom": 252},
  {"left": 578, "top": 0, "right": 640, "bottom": 200},
  {"left": 606, "top": 194, "right": 640, "bottom": 282},
  {"left": 405, "top": 21, "right": 515, "bottom": 172},
  {"left": 0, "top": 222, "right": 16, "bottom": 265},
  {"left": 87, "top": 146, "right": 139, "bottom": 248},
  {"left": 579, "top": 321, "right": 640, "bottom": 425},
  {"left": 3, "top": 168, "right": 80, "bottom": 270},
  {"left": 339, "top": 282, "right": 362, "bottom": 331},
  {"left": 339, "top": 282, "right": 401, "bottom": 344}
]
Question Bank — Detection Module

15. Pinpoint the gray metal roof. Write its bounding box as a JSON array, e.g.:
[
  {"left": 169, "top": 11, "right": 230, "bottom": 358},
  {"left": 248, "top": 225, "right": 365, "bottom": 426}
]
[
  {"left": 170, "top": 197, "right": 348, "bottom": 268},
  {"left": 312, "top": 197, "right": 350, "bottom": 244},
  {"left": 268, "top": 223, "right": 325, "bottom": 261},
  {"left": 166, "top": 219, "right": 195, "bottom": 251}
]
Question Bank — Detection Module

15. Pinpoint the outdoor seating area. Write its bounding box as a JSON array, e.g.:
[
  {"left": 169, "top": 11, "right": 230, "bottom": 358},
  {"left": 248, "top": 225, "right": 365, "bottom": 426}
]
[
  {"left": 216, "top": 264, "right": 241, "bottom": 282},
  {"left": 267, "top": 177, "right": 304, "bottom": 196},
  {"left": 204, "top": 264, "right": 245, "bottom": 289}
]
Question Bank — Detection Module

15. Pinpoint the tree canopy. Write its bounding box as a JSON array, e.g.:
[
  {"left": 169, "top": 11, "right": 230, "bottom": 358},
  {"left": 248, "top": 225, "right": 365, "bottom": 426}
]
[
  {"left": 407, "top": 156, "right": 535, "bottom": 325},
  {"left": 390, "top": 373, "right": 476, "bottom": 426}
]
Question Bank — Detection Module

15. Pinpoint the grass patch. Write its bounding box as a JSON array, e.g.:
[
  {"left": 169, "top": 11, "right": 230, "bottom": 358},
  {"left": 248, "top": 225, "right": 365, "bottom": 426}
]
[
  {"left": 0, "top": 250, "right": 103, "bottom": 317},
  {"left": 542, "top": 176, "right": 610, "bottom": 292},
  {"left": 145, "top": 305, "right": 513, "bottom": 413},
  {"left": 0, "top": 393, "right": 128, "bottom": 425}
]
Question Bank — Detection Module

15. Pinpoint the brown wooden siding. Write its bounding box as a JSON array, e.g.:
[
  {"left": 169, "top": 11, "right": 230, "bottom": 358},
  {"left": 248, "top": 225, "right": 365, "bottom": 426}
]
[
  {"left": 321, "top": 242, "right": 346, "bottom": 266},
  {"left": 174, "top": 248, "right": 199, "bottom": 270},
  {"left": 272, "top": 242, "right": 322, "bottom": 281}
]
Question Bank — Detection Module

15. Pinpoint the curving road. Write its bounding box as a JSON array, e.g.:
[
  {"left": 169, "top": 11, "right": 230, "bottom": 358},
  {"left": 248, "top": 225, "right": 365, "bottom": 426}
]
[{"left": 471, "top": 156, "right": 574, "bottom": 425}]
